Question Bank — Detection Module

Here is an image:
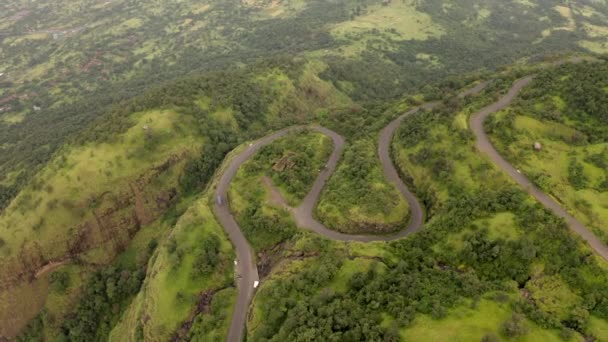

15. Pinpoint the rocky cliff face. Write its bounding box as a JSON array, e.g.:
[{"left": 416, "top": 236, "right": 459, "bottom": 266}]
[{"left": 1, "top": 153, "right": 186, "bottom": 288}]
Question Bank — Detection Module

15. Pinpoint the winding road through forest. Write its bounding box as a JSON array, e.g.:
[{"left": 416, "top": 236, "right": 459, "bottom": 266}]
[
  {"left": 215, "top": 74, "right": 608, "bottom": 342},
  {"left": 470, "top": 76, "right": 608, "bottom": 262},
  {"left": 214, "top": 83, "right": 488, "bottom": 342}
]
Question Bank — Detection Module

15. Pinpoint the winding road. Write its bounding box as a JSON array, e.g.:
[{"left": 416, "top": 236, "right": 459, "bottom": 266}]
[
  {"left": 214, "top": 83, "right": 489, "bottom": 342},
  {"left": 470, "top": 77, "right": 608, "bottom": 261}
]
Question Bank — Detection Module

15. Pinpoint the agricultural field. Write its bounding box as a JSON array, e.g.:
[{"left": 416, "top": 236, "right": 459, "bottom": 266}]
[{"left": 487, "top": 62, "right": 608, "bottom": 244}]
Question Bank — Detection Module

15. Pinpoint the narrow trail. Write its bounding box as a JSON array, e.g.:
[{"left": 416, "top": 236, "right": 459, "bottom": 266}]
[
  {"left": 214, "top": 82, "right": 488, "bottom": 342},
  {"left": 470, "top": 77, "right": 608, "bottom": 261}
]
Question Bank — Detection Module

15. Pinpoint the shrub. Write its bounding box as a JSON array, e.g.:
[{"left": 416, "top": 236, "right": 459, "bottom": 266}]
[{"left": 501, "top": 313, "right": 529, "bottom": 338}]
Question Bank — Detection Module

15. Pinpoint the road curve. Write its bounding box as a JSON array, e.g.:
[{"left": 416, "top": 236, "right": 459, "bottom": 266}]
[
  {"left": 470, "top": 77, "right": 608, "bottom": 262},
  {"left": 216, "top": 82, "right": 489, "bottom": 341},
  {"left": 214, "top": 127, "right": 300, "bottom": 342}
]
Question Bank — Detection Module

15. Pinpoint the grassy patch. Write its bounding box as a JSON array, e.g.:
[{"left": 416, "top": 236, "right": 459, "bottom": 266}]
[
  {"left": 0, "top": 109, "right": 199, "bottom": 263},
  {"left": 131, "top": 199, "right": 234, "bottom": 341},
  {"left": 331, "top": 2, "right": 443, "bottom": 41},
  {"left": 400, "top": 298, "right": 567, "bottom": 342},
  {"left": 489, "top": 111, "right": 608, "bottom": 242},
  {"left": 525, "top": 275, "right": 583, "bottom": 321}
]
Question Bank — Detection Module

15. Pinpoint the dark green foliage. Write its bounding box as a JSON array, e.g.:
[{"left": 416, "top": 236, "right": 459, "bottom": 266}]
[
  {"left": 16, "top": 314, "right": 44, "bottom": 342},
  {"left": 186, "top": 289, "right": 234, "bottom": 342},
  {"left": 147, "top": 238, "right": 159, "bottom": 255},
  {"left": 192, "top": 234, "right": 221, "bottom": 277},
  {"left": 252, "top": 254, "right": 348, "bottom": 340},
  {"left": 585, "top": 149, "right": 608, "bottom": 169},
  {"left": 320, "top": 102, "right": 393, "bottom": 140},
  {"left": 50, "top": 271, "right": 71, "bottom": 294},
  {"left": 58, "top": 267, "right": 145, "bottom": 341},
  {"left": 567, "top": 159, "right": 588, "bottom": 190},
  {"left": 238, "top": 199, "right": 297, "bottom": 251},
  {"left": 247, "top": 131, "right": 333, "bottom": 203},
  {"left": 598, "top": 177, "right": 608, "bottom": 192},
  {"left": 520, "top": 62, "right": 608, "bottom": 143},
  {"left": 273, "top": 293, "right": 385, "bottom": 341}
]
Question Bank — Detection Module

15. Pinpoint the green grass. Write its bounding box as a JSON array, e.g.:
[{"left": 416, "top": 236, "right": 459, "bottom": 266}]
[
  {"left": 489, "top": 112, "right": 608, "bottom": 242},
  {"left": 0, "top": 109, "right": 200, "bottom": 264},
  {"left": 588, "top": 316, "right": 608, "bottom": 341},
  {"left": 187, "top": 287, "right": 237, "bottom": 342},
  {"left": 329, "top": 2, "right": 443, "bottom": 57},
  {"left": 525, "top": 275, "right": 582, "bottom": 321},
  {"left": 434, "top": 212, "right": 523, "bottom": 255},
  {"left": 400, "top": 298, "right": 570, "bottom": 342},
  {"left": 327, "top": 257, "right": 384, "bottom": 293},
  {"left": 119, "top": 198, "right": 234, "bottom": 341}
]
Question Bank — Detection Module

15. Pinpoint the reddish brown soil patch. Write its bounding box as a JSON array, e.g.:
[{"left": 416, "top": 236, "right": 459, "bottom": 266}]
[
  {"left": 34, "top": 260, "right": 69, "bottom": 279},
  {"left": 261, "top": 176, "right": 289, "bottom": 209},
  {"left": 272, "top": 152, "right": 296, "bottom": 172}
]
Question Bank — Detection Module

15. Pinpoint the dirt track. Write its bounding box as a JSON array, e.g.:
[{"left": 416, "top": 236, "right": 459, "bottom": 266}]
[{"left": 470, "top": 77, "right": 608, "bottom": 261}]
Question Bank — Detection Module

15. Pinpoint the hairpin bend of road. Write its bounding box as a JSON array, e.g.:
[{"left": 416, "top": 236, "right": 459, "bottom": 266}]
[{"left": 214, "top": 76, "right": 608, "bottom": 342}]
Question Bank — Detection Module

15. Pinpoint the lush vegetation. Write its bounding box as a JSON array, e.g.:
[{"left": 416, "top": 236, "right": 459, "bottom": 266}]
[
  {"left": 3, "top": 0, "right": 608, "bottom": 212},
  {"left": 316, "top": 138, "right": 409, "bottom": 234},
  {"left": 4, "top": 59, "right": 349, "bottom": 338},
  {"left": 4, "top": 0, "right": 608, "bottom": 340},
  {"left": 242, "top": 131, "right": 333, "bottom": 206},
  {"left": 229, "top": 131, "right": 332, "bottom": 251},
  {"left": 248, "top": 67, "right": 608, "bottom": 341},
  {"left": 487, "top": 61, "right": 608, "bottom": 243}
]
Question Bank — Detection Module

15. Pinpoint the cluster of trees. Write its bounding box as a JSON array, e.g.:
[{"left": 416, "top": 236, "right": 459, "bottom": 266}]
[
  {"left": 57, "top": 267, "right": 146, "bottom": 341},
  {"left": 192, "top": 234, "right": 221, "bottom": 277},
  {"left": 50, "top": 271, "right": 71, "bottom": 294},
  {"left": 18, "top": 266, "right": 146, "bottom": 341},
  {"left": 567, "top": 158, "right": 589, "bottom": 190},
  {"left": 253, "top": 75, "right": 608, "bottom": 340},
  {"left": 317, "top": 138, "right": 403, "bottom": 233},
  {"left": 245, "top": 131, "right": 332, "bottom": 204},
  {"left": 521, "top": 62, "right": 608, "bottom": 143},
  {"left": 237, "top": 197, "right": 298, "bottom": 251}
]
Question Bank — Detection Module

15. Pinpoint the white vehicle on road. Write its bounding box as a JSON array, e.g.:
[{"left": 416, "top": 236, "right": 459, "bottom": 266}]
[{"left": 253, "top": 281, "right": 259, "bottom": 288}]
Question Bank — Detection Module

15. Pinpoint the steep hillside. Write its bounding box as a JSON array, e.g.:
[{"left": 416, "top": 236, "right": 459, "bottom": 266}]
[
  {"left": 487, "top": 62, "right": 608, "bottom": 245},
  {"left": 1, "top": 60, "right": 351, "bottom": 339}
]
